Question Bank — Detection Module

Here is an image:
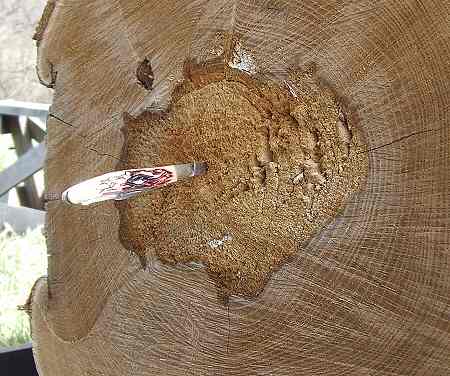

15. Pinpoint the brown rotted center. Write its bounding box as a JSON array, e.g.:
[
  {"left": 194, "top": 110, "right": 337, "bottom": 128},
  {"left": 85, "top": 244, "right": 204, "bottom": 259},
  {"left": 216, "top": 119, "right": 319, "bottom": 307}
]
[{"left": 118, "top": 66, "right": 367, "bottom": 299}]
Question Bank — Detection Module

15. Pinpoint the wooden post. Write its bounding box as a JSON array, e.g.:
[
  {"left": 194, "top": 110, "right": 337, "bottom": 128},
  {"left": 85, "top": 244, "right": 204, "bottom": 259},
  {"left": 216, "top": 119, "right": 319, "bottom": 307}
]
[
  {"left": 2, "top": 115, "right": 42, "bottom": 209},
  {"left": 0, "top": 204, "right": 44, "bottom": 233},
  {"left": 0, "top": 143, "right": 46, "bottom": 198}
]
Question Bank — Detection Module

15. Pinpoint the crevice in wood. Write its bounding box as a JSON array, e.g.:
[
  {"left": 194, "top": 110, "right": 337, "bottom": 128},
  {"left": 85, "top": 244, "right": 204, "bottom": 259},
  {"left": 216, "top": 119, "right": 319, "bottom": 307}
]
[
  {"left": 358, "top": 127, "right": 442, "bottom": 154},
  {"left": 136, "top": 58, "right": 154, "bottom": 90},
  {"left": 36, "top": 60, "right": 57, "bottom": 89}
]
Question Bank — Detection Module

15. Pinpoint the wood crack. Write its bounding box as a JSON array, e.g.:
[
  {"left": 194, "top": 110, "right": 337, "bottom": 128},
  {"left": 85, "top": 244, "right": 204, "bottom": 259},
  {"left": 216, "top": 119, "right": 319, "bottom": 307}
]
[{"left": 358, "top": 127, "right": 441, "bottom": 154}]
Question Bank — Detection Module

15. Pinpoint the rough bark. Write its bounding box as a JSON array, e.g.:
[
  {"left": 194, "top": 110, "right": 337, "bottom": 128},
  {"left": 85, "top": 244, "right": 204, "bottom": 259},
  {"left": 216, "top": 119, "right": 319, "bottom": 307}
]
[{"left": 31, "top": 1, "right": 450, "bottom": 375}]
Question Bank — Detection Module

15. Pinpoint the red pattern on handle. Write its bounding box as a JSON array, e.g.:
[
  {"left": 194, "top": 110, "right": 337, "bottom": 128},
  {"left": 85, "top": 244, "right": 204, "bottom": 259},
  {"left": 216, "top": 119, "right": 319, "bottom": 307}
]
[{"left": 98, "top": 168, "right": 174, "bottom": 199}]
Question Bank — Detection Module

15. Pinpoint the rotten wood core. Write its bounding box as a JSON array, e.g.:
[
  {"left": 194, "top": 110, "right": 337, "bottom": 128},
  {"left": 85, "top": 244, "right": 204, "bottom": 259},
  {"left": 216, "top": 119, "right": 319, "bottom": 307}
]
[{"left": 117, "top": 62, "right": 368, "bottom": 299}]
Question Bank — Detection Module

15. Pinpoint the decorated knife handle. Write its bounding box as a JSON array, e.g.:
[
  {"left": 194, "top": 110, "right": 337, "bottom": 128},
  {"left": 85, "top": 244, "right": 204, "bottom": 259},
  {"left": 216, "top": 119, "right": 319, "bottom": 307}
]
[{"left": 60, "top": 162, "right": 207, "bottom": 206}]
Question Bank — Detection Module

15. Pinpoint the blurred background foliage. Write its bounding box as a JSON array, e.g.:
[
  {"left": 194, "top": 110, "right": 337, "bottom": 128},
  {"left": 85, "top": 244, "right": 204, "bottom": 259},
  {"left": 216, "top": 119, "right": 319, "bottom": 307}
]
[
  {"left": 0, "top": 0, "right": 49, "bottom": 348},
  {"left": 0, "top": 225, "right": 47, "bottom": 348}
]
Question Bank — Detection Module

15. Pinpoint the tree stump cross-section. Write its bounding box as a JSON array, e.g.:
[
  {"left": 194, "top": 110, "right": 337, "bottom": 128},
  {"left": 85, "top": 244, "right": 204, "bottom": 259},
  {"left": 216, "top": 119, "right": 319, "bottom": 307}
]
[{"left": 30, "top": 1, "right": 450, "bottom": 375}]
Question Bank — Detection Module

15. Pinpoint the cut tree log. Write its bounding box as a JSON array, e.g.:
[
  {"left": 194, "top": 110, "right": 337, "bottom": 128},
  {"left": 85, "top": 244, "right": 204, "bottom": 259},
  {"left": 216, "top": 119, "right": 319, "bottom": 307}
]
[{"left": 30, "top": 1, "right": 450, "bottom": 375}]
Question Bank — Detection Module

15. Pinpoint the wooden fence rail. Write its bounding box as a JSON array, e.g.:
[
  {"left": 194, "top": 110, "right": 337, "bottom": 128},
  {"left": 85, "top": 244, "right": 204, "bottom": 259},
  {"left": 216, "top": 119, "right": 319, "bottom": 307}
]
[{"left": 0, "top": 100, "right": 49, "bottom": 233}]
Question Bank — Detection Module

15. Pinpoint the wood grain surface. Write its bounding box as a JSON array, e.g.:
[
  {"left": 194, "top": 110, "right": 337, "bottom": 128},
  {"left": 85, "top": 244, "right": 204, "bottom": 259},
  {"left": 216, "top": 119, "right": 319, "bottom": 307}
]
[{"left": 31, "top": 1, "right": 449, "bottom": 375}]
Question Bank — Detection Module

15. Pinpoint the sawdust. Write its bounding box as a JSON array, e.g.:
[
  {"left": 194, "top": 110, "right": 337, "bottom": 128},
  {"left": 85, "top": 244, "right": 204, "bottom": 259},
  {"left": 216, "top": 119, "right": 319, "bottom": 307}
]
[{"left": 117, "top": 61, "right": 368, "bottom": 299}]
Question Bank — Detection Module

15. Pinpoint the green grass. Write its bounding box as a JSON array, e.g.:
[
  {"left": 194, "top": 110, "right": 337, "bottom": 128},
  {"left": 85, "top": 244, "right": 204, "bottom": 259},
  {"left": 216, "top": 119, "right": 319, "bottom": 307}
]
[
  {"left": 0, "top": 225, "right": 47, "bottom": 348},
  {"left": 0, "top": 128, "right": 47, "bottom": 348}
]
